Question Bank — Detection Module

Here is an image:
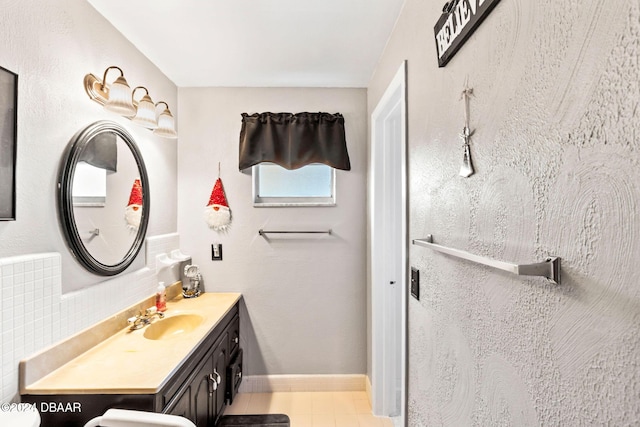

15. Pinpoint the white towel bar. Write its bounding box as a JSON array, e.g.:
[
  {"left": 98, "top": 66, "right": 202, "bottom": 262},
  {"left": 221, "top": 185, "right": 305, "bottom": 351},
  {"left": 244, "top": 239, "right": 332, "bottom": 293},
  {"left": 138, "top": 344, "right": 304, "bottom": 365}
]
[
  {"left": 258, "top": 229, "right": 332, "bottom": 236},
  {"left": 412, "top": 235, "right": 560, "bottom": 284}
]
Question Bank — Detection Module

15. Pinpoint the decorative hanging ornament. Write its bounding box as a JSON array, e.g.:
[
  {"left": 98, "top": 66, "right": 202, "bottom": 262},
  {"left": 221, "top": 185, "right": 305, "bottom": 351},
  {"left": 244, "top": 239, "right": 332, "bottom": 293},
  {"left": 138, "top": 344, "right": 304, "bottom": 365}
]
[
  {"left": 459, "top": 84, "right": 475, "bottom": 178},
  {"left": 204, "top": 164, "right": 232, "bottom": 231},
  {"left": 125, "top": 178, "right": 143, "bottom": 230}
]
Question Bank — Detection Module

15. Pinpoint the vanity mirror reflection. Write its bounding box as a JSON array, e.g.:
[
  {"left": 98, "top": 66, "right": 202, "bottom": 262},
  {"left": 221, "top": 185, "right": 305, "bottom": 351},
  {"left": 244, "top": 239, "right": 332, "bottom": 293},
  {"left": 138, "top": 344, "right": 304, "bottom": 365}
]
[{"left": 57, "top": 121, "right": 150, "bottom": 275}]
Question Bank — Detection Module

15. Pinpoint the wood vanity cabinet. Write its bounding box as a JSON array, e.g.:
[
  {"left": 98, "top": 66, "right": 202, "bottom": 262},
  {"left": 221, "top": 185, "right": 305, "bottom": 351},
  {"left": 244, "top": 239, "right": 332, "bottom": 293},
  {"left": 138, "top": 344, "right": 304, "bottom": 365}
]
[
  {"left": 159, "top": 304, "right": 241, "bottom": 427},
  {"left": 164, "top": 328, "right": 229, "bottom": 425},
  {"left": 22, "top": 302, "right": 241, "bottom": 427}
]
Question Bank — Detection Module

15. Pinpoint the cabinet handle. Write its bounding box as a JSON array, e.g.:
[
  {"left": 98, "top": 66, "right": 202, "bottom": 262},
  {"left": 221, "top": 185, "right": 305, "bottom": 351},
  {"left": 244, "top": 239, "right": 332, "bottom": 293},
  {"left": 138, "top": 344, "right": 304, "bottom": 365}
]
[
  {"left": 237, "top": 371, "right": 242, "bottom": 379},
  {"left": 234, "top": 336, "right": 239, "bottom": 344},
  {"left": 208, "top": 374, "right": 218, "bottom": 392},
  {"left": 208, "top": 374, "right": 219, "bottom": 390},
  {"left": 213, "top": 370, "right": 221, "bottom": 384}
]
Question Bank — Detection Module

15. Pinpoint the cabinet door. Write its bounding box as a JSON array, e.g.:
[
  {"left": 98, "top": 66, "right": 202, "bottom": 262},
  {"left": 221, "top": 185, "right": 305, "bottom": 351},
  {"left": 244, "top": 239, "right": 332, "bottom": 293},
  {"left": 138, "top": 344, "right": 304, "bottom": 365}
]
[
  {"left": 229, "top": 315, "right": 240, "bottom": 357},
  {"left": 162, "top": 307, "right": 237, "bottom": 426},
  {"left": 165, "top": 386, "right": 191, "bottom": 420},
  {"left": 192, "top": 352, "right": 214, "bottom": 427},
  {"left": 212, "top": 332, "right": 229, "bottom": 423}
]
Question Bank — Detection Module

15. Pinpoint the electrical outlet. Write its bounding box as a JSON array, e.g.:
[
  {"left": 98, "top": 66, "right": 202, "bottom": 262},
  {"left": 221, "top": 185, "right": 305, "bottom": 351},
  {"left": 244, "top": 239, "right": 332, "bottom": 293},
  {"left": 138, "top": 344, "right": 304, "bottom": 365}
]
[
  {"left": 211, "top": 243, "right": 223, "bottom": 261},
  {"left": 410, "top": 267, "right": 419, "bottom": 300}
]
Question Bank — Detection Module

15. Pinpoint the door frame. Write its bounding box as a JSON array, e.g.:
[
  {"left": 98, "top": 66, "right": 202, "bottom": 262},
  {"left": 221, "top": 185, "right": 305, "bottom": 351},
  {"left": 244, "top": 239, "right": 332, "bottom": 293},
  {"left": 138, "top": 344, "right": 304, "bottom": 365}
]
[{"left": 370, "top": 60, "right": 408, "bottom": 423}]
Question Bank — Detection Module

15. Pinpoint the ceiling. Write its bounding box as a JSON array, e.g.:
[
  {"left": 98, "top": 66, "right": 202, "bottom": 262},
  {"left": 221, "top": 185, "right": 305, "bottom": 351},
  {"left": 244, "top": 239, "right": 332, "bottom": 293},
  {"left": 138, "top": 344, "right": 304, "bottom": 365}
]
[{"left": 87, "top": 0, "right": 406, "bottom": 88}]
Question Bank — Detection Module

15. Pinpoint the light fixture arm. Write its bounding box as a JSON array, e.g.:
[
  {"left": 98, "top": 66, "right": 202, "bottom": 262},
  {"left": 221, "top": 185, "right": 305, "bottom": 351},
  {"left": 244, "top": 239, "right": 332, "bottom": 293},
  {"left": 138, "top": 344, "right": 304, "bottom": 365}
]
[
  {"left": 132, "top": 86, "right": 150, "bottom": 103},
  {"left": 84, "top": 66, "right": 127, "bottom": 107},
  {"left": 153, "top": 101, "right": 178, "bottom": 138},
  {"left": 100, "top": 66, "right": 125, "bottom": 91}
]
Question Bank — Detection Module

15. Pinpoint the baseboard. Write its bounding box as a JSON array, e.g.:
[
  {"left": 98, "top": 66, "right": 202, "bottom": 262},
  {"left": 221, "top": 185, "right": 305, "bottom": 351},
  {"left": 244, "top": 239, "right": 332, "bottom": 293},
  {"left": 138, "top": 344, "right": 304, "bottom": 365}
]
[
  {"left": 238, "top": 374, "right": 366, "bottom": 393},
  {"left": 366, "top": 375, "right": 372, "bottom": 404}
]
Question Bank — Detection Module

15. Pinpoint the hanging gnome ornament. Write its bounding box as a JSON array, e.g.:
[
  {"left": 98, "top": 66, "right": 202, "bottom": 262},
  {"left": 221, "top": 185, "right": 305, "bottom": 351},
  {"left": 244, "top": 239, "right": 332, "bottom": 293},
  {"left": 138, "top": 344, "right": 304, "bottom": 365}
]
[
  {"left": 125, "top": 178, "right": 143, "bottom": 230},
  {"left": 204, "top": 176, "right": 231, "bottom": 231}
]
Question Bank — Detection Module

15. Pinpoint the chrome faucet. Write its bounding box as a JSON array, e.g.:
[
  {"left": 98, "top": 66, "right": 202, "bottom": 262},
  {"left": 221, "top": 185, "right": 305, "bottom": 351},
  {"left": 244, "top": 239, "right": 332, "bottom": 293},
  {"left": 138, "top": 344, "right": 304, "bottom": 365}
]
[{"left": 127, "top": 306, "right": 165, "bottom": 330}]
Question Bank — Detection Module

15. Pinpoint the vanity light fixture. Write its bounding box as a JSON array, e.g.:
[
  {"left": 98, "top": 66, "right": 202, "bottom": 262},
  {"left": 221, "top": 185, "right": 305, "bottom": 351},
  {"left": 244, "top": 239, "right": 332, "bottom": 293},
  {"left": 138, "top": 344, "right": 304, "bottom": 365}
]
[
  {"left": 84, "top": 66, "right": 178, "bottom": 138},
  {"left": 131, "top": 87, "right": 157, "bottom": 129},
  {"left": 104, "top": 73, "right": 136, "bottom": 116},
  {"left": 153, "top": 101, "right": 178, "bottom": 139},
  {"left": 84, "top": 66, "right": 136, "bottom": 116}
]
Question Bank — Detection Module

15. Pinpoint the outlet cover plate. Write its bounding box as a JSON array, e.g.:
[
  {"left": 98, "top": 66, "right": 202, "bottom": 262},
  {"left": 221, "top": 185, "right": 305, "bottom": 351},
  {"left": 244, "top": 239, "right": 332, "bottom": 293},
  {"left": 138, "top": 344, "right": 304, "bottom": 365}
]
[{"left": 410, "top": 267, "right": 419, "bottom": 300}]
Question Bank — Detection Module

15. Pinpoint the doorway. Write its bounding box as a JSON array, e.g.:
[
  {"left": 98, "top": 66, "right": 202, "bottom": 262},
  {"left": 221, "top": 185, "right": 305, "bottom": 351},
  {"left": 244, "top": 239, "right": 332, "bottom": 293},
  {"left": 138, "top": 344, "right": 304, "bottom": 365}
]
[{"left": 370, "top": 61, "right": 407, "bottom": 425}]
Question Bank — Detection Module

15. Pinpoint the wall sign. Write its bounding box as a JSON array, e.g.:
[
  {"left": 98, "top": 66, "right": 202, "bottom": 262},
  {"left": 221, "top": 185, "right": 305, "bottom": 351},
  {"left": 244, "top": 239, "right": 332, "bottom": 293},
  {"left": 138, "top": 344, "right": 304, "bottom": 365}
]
[{"left": 434, "top": 0, "right": 502, "bottom": 67}]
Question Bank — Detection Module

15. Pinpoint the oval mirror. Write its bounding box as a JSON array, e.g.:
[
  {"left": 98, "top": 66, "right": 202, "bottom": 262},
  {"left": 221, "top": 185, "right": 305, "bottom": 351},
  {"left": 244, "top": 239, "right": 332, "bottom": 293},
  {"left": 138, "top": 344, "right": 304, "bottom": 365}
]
[{"left": 57, "top": 121, "right": 150, "bottom": 276}]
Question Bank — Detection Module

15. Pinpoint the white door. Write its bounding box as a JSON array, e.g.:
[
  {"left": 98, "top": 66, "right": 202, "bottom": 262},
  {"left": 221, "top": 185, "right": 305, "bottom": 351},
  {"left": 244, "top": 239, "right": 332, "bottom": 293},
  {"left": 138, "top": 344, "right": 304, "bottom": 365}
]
[{"left": 371, "top": 61, "right": 407, "bottom": 423}]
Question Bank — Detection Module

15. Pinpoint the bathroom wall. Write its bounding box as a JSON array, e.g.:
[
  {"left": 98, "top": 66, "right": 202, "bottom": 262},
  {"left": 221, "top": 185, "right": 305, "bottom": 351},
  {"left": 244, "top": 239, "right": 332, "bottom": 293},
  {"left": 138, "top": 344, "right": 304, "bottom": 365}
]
[
  {"left": 0, "top": 0, "right": 180, "bottom": 403},
  {"left": 0, "top": 0, "right": 178, "bottom": 292},
  {"left": 177, "top": 87, "right": 367, "bottom": 377},
  {"left": 368, "top": 0, "right": 640, "bottom": 425}
]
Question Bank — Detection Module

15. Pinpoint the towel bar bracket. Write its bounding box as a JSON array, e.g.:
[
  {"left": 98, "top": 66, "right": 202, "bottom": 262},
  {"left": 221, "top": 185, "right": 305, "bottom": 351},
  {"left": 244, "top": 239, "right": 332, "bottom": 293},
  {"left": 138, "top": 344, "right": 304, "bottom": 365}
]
[{"left": 517, "top": 257, "right": 560, "bottom": 284}]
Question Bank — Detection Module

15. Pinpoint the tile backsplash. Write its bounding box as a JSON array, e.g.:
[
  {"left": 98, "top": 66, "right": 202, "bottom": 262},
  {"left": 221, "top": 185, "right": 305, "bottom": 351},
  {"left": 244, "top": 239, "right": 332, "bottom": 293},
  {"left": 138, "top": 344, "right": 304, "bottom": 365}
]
[
  {"left": 1, "top": 253, "right": 61, "bottom": 403},
  {"left": 0, "top": 232, "right": 181, "bottom": 403}
]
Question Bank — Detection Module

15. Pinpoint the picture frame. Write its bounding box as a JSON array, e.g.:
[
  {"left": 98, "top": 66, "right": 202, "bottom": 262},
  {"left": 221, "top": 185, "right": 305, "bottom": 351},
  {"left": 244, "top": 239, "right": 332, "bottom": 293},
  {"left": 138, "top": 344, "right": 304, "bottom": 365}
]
[{"left": 0, "top": 65, "right": 17, "bottom": 220}]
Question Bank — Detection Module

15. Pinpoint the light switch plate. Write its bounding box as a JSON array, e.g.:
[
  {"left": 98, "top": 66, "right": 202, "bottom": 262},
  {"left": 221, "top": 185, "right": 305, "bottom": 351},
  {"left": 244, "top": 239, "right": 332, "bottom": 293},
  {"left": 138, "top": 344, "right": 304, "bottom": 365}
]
[
  {"left": 410, "top": 267, "right": 419, "bottom": 300},
  {"left": 211, "top": 243, "right": 223, "bottom": 261}
]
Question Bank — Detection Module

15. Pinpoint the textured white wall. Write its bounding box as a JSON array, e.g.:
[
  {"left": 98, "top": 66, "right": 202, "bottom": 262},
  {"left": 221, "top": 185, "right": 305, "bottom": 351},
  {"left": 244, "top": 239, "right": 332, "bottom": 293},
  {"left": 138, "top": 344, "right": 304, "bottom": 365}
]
[
  {"left": 0, "top": 0, "right": 180, "bottom": 404},
  {"left": 0, "top": 0, "right": 178, "bottom": 292},
  {"left": 369, "top": 0, "right": 640, "bottom": 425},
  {"left": 177, "top": 87, "right": 367, "bottom": 376}
]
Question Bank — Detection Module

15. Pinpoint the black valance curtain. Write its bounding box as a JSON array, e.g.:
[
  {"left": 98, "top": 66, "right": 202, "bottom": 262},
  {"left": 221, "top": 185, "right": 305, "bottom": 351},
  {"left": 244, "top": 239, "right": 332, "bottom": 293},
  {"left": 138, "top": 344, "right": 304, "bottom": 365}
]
[{"left": 238, "top": 112, "right": 351, "bottom": 171}]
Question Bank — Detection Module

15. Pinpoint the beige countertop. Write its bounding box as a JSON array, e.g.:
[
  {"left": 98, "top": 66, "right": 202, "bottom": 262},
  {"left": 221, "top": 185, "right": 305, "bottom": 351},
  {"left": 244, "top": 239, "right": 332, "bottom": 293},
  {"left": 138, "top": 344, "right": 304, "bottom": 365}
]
[{"left": 23, "top": 292, "right": 241, "bottom": 395}]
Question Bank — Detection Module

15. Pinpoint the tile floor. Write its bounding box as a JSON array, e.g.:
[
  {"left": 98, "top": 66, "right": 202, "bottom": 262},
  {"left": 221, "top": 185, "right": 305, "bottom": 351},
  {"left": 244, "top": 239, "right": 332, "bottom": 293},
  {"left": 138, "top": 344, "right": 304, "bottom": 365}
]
[{"left": 225, "top": 391, "right": 393, "bottom": 427}]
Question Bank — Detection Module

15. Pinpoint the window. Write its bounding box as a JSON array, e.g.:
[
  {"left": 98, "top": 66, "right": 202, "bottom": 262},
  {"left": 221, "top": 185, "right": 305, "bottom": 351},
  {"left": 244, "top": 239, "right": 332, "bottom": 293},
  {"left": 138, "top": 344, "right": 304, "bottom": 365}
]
[
  {"left": 253, "top": 163, "right": 336, "bottom": 206},
  {"left": 72, "top": 161, "right": 107, "bottom": 206}
]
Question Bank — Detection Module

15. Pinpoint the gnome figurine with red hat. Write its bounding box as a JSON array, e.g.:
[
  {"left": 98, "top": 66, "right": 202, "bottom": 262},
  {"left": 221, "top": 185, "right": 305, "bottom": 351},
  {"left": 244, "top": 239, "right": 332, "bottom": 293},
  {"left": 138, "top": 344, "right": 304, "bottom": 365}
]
[
  {"left": 204, "top": 177, "right": 231, "bottom": 231},
  {"left": 125, "top": 178, "right": 143, "bottom": 230}
]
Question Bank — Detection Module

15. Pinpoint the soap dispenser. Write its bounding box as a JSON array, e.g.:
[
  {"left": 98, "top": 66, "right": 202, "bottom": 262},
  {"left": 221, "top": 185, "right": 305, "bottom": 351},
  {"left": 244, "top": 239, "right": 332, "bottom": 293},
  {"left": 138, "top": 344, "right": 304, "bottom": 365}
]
[{"left": 155, "top": 282, "right": 167, "bottom": 312}]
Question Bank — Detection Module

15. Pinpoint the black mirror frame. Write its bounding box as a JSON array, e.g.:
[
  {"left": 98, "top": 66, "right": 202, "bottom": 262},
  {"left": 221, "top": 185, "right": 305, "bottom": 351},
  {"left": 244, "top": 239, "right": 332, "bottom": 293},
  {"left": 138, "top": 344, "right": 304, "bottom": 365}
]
[{"left": 57, "top": 120, "right": 150, "bottom": 276}]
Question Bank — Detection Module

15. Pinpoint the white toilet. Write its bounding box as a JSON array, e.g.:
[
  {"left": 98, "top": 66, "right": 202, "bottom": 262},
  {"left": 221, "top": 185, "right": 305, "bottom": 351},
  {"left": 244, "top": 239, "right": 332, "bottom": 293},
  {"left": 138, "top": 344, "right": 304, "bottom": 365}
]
[
  {"left": 0, "top": 406, "right": 40, "bottom": 427},
  {"left": 83, "top": 409, "right": 196, "bottom": 427},
  {"left": 0, "top": 406, "right": 195, "bottom": 427}
]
